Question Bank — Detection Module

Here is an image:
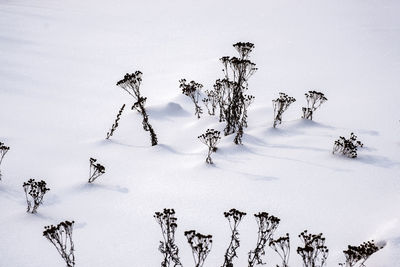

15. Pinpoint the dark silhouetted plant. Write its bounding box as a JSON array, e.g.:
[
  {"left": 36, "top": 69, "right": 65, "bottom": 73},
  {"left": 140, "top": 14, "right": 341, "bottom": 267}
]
[
  {"left": 302, "top": 91, "right": 327, "bottom": 120},
  {"left": 339, "top": 240, "right": 381, "bottom": 267},
  {"left": 116, "top": 71, "right": 158, "bottom": 146},
  {"left": 154, "top": 209, "right": 182, "bottom": 267},
  {"left": 297, "top": 230, "right": 328, "bottom": 267},
  {"left": 23, "top": 179, "right": 50, "bottom": 213},
  {"left": 248, "top": 212, "right": 280, "bottom": 267},
  {"left": 88, "top": 158, "right": 105, "bottom": 183},
  {"left": 180, "top": 79, "right": 203, "bottom": 119},
  {"left": 198, "top": 129, "right": 221, "bottom": 164},
  {"left": 222, "top": 208, "right": 246, "bottom": 267},
  {"left": 106, "top": 104, "right": 126, "bottom": 139},
  {"left": 185, "top": 230, "right": 213, "bottom": 267},
  {"left": 270, "top": 233, "right": 290, "bottom": 267},
  {"left": 210, "top": 42, "right": 257, "bottom": 144},
  {"left": 273, "top": 93, "right": 296, "bottom": 128},
  {"left": 43, "top": 220, "right": 75, "bottom": 267},
  {"left": 333, "top": 133, "right": 363, "bottom": 158},
  {"left": 233, "top": 94, "right": 255, "bottom": 144},
  {"left": 203, "top": 89, "right": 219, "bottom": 116},
  {"left": 0, "top": 142, "right": 10, "bottom": 180}
]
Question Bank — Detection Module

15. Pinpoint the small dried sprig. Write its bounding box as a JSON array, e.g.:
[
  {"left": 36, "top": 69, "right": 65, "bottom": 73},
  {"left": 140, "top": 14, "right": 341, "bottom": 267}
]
[
  {"left": 185, "top": 230, "right": 213, "bottom": 267},
  {"left": 23, "top": 179, "right": 50, "bottom": 213},
  {"left": 106, "top": 104, "right": 126, "bottom": 139},
  {"left": 297, "top": 230, "right": 328, "bottom": 267},
  {"left": 0, "top": 142, "right": 10, "bottom": 180},
  {"left": 233, "top": 42, "right": 255, "bottom": 60},
  {"left": 203, "top": 89, "right": 219, "bottom": 116},
  {"left": 88, "top": 158, "right": 105, "bottom": 183},
  {"left": 154, "top": 209, "right": 182, "bottom": 267},
  {"left": 180, "top": 79, "right": 203, "bottom": 119},
  {"left": 273, "top": 93, "right": 296, "bottom": 128},
  {"left": 116, "top": 71, "right": 158, "bottom": 146},
  {"left": 116, "top": 71, "right": 143, "bottom": 99},
  {"left": 248, "top": 212, "right": 281, "bottom": 267},
  {"left": 222, "top": 208, "right": 247, "bottom": 267},
  {"left": 302, "top": 91, "right": 327, "bottom": 120},
  {"left": 198, "top": 129, "right": 221, "bottom": 164},
  {"left": 339, "top": 240, "right": 381, "bottom": 267},
  {"left": 215, "top": 42, "right": 257, "bottom": 143},
  {"left": 270, "top": 233, "right": 290, "bottom": 267},
  {"left": 333, "top": 133, "right": 364, "bottom": 158},
  {"left": 43, "top": 220, "right": 75, "bottom": 267}
]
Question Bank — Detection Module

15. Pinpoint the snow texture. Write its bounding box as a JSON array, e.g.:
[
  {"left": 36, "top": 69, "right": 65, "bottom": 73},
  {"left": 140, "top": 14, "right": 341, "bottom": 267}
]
[{"left": 0, "top": 0, "right": 399, "bottom": 266}]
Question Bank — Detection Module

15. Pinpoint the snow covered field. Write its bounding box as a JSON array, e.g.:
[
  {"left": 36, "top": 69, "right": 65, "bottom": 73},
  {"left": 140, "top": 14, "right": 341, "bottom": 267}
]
[{"left": 0, "top": 0, "right": 399, "bottom": 266}]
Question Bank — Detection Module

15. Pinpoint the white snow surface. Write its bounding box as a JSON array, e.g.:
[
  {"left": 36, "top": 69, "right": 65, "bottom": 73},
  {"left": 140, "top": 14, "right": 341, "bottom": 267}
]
[{"left": 1, "top": 0, "right": 400, "bottom": 266}]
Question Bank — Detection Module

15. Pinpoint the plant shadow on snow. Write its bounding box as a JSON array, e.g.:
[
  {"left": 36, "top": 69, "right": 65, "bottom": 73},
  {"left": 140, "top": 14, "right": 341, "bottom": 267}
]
[
  {"left": 155, "top": 143, "right": 199, "bottom": 156},
  {"left": 0, "top": 35, "right": 37, "bottom": 46},
  {"left": 97, "top": 139, "right": 149, "bottom": 149},
  {"left": 230, "top": 169, "right": 278, "bottom": 182},
  {"left": 218, "top": 138, "right": 351, "bottom": 173},
  {"left": 244, "top": 132, "right": 329, "bottom": 153},
  {"left": 294, "top": 118, "right": 336, "bottom": 129},
  {"left": 357, "top": 129, "right": 380, "bottom": 136},
  {"left": 0, "top": 184, "right": 25, "bottom": 204},
  {"left": 263, "top": 119, "right": 337, "bottom": 138},
  {"left": 21, "top": 210, "right": 59, "bottom": 222},
  {"left": 42, "top": 193, "right": 61, "bottom": 207},
  {"left": 70, "top": 183, "right": 129, "bottom": 194},
  {"left": 197, "top": 161, "right": 278, "bottom": 182},
  {"left": 356, "top": 154, "right": 400, "bottom": 169}
]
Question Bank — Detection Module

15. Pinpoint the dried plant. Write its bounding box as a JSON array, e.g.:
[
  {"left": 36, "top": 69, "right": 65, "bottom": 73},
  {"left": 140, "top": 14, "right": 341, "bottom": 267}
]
[
  {"left": 180, "top": 79, "right": 204, "bottom": 119},
  {"left": 302, "top": 91, "right": 327, "bottom": 120},
  {"left": 23, "top": 179, "right": 50, "bottom": 213},
  {"left": 43, "top": 220, "right": 75, "bottom": 267},
  {"left": 203, "top": 89, "right": 219, "bottom": 116},
  {"left": 272, "top": 93, "right": 296, "bottom": 128},
  {"left": 117, "top": 71, "right": 158, "bottom": 146},
  {"left": 248, "top": 212, "right": 280, "bottom": 267},
  {"left": 198, "top": 129, "right": 221, "bottom": 164},
  {"left": 208, "top": 42, "right": 257, "bottom": 144},
  {"left": 333, "top": 133, "right": 363, "bottom": 158},
  {"left": 222, "top": 208, "right": 246, "bottom": 267},
  {"left": 185, "top": 230, "right": 213, "bottom": 267},
  {"left": 154, "top": 209, "right": 182, "bottom": 267},
  {"left": 88, "top": 158, "right": 105, "bottom": 183},
  {"left": 339, "top": 240, "right": 381, "bottom": 267},
  {"left": 297, "top": 230, "right": 328, "bottom": 267},
  {"left": 270, "top": 233, "right": 290, "bottom": 267},
  {"left": 0, "top": 142, "right": 10, "bottom": 180},
  {"left": 106, "top": 104, "right": 126, "bottom": 139}
]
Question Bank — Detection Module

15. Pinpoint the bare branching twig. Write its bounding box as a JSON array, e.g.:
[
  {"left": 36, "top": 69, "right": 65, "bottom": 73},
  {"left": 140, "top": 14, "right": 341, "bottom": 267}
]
[
  {"left": 43, "top": 220, "right": 75, "bottom": 267},
  {"left": 117, "top": 71, "right": 158, "bottom": 146},
  {"left": 248, "top": 212, "right": 280, "bottom": 267},
  {"left": 180, "top": 79, "right": 204, "bottom": 119},
  {"left": 23, "top": 179, "right": 50, "bottom": 213},
  {"left": 302, "top": 91, "right": 327, "bottom": 120},
  {"left": 0, "top": 142, "right": 10, "bottom": 180},
  {"left": 339, "top": 240, "right": 381, "bottom": 267},
  {"left": 333, "top": 133, "right": 363, "bottom": 158},
  {"left": 106, "top": 104, "right": 126, "bottom": 139},
  {"left": 198, "top": 129, "right": 221, "bottom": 164},
  {"left": 88, "top": 158, "right": 105, "bottom": 183},
  {"left": 270, "top": 233, "right": 290, "bottom": 267},
  {"left": 222, "top": 208, "right": 246, "bottom": 267},
  {"left": 154, "top": 209, "right": 183, "bottom": 267},
  {"left": 273, "top": 93, "right": 296, "bottom": 128},
  {"left": 297, "top": 230, "right": 328, "bottom": 267},
  {"left": 185, "top": 230, "right": 213, "bottom": 267}
]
